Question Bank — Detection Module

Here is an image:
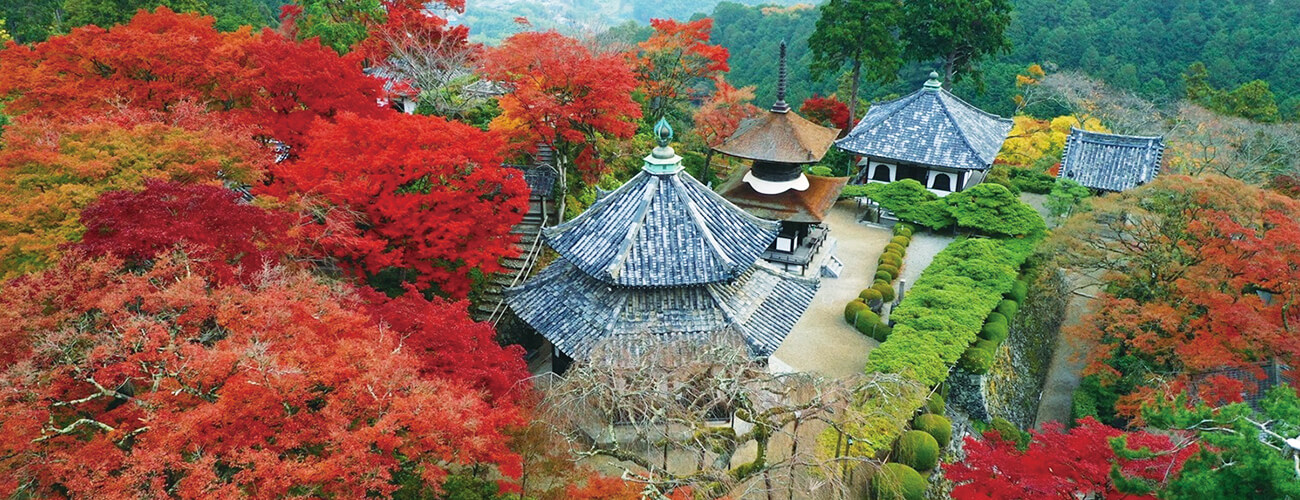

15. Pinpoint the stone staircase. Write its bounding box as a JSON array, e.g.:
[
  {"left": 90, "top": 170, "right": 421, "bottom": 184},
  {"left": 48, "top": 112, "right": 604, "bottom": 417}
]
[{"left": 473, "top": 169, "right": 558, "bottom": 323}]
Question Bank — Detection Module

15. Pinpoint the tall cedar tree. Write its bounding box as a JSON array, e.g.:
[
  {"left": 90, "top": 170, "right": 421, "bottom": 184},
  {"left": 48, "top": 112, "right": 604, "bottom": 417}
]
[
  {"left": 77, "top": 180, "right": 301, "bottom": 285},
  {"left": 1053, "top": 175, "right": 1300, "bottom": 418},
  {"left": 902, "top": 0, "right": 1013, "bottom": 88},
  {"left": 946, "top": 418, "right": 1196, "bottom": 499},
  {"left": 635, "top": 18, "right": 730, "bottom": 123},
  {"left": 808, "top": 0, "right": 903, "bottom": 122},
  {"left": 0, "top": 8, "right": 386, "bottom": 150},
  {"left": 481, "top": 30, "right": 641, "bottom": 197},
  {"left": 0, "top": 252, "right": 525, "bottom": 497},
  {"left": 0, "top": 106, "right": 271, "bottom": 278},
  {"left": 265, "top": 112, "right": 529, "bottom": 299}
]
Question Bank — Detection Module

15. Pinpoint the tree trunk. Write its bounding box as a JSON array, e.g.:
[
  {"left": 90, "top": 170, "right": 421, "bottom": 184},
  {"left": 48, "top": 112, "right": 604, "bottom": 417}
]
[
  {"left": 848, "top": 57, "right": 863, "bottom": 125},
  {"left": 703, "top": 149, "right": 715, "bottom": 187},
  {"left": 944, "top": 52, "right": 958, "bottom": 87}
]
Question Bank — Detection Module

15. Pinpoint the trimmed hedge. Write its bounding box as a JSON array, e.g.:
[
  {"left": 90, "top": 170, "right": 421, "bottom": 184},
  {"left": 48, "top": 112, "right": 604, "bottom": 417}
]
[
  {"left": 884, "top": 242, "right": 905, "bottom": 255},
  {"left": 873, "top": 282, "right": 896, "bottom": 302},
  {"left": 875, "top": 270, "right": 895, "bottom": 282},
  {"left": 878, "top": 264, "right": 899, "bottom": 277},
  {"left": 856, "top": 311, "right": 891, "bottom": 341},
  {"left": 867, "top": 236, "right": 1042, "bottom": 386},
  {"left": 985, "top": 312, "right": 1008, "bottom": 326},
  {"left": 893, "top": 430, "right": 940, "bottom": 471},
  {"left": 1009, "top": 279, "right": 1029, "bottom": 304},
  {"left": 890, "top": 235, "right": 910, "bottom": 246},
  {"left": 958, "top": 340, "right": 997, "bottom": 374},
  {"left": 860, "top": 288, "right": 884, "bottom": 302},
  {"left": 925, "top": 393, "right": 945, "bottom": 415},
  {"left": 845, "top": 300, "right": 870, "bottom": 323},
  {"left": 913, "top": 414, "right": 953, "bottom": 447},
  {"left": 870, "top": 463, "right": 926, "bottom": 500},
  {"left": 997, "top": 299, "right": 1019, "bottom": 318},
  {"left": 879, "top": 254, "right": 903, "bottom": 268},
  {"left": 979, "top": 321, "right": 1009, "bottom": 343},
  {"left": 893, "top": 224, "right": 914, "bottom": 237}
]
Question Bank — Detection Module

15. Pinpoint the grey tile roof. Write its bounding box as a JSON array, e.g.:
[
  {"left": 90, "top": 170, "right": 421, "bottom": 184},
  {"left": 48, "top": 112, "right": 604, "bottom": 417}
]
[
  {"left": 1059, "top": 128, "right": 1165, "bottom": 192},
  {"left": 543, "top": 170, "right": 780, "bottom": 287},
  {"left": 505, "top": 260, "right": 819, "bottom": 360},
  {"left": 835, "top": 85, "right": 1012, "bottom": 171}
]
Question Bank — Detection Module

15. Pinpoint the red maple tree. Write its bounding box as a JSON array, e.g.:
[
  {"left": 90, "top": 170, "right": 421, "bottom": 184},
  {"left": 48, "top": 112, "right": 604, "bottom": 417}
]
[
  {"left": 265, "top": 111, "right": 529, "bottom": 298},
  {"left": 0, "top": 252, "right": 524, "bottom": 498},
  {"left": 0, "top": 8, "right": 386, "bottom": 149},
  {"left": 481, "top": 30, "right": 641, "bottom": 184},
  {"left": 77, "top": 180, "right": 301, "bottom": 285},
  {"left": 946, "top": 418, "right": 1195, "bottom": 500},
  {"left": 692, "top": 78, "right": 760, "bottom": 148},
  {"left": 800, "top": 94, "right": 852, "bottom": 131}
]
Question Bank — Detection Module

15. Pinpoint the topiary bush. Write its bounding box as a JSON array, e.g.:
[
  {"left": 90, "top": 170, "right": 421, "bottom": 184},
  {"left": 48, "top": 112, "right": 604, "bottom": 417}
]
[
  {"left": 845, "top": 300, "right": 870, "bottom": 323},
  {"left": 925, "top": 393, "right": 945, "bottom": 415},
  {"left": 990, "top": 417, "right": 1030, "bottom": 449},
  {"left": 873, "top": 282, "right": 896, "bottom": 302},
  {"left": 884, "top": 242, "right": 905, "bottom": 255},
  {"left": 985, "top": 312, "right": 1007, "bottom": 326},
  {"left": 878, "top": 264, "right": 899, "bottom": 277},
  {"left": 958, "top": 340, "right": 997, "bottom": 374},
  {"left": 1009, "top": 279, "right": 1028, "bottom": 304},
  {"left": 979, "top": 321, "right": 1009, "bottom": 343},
  {"left": 893, "top": 224, "right": 914, "bottom": 237},
  {"left": 912, "top": 413, "right": 953, "bottom": 448},
  {"left": 870, "top": 463, "right": 926, "bottom": 500},
  {"left": 859, "top": 288, "right": 884, "bottom": 302},
  {"left": 875, "top": 270, "right": 895, "bottom": 282},
  {"left": 808, "top": 165, "right": 834, "bottom": 177},
  {"left": 893, "top": 430, "right": 940, "bottom": 471},
  {"left": 856, "top": 311, "right": 890, "bottom": 340},
  {"left": 879, "top": 254, "right": 903, "bottom": 268},
  {"left": 890, "top": 235, "right": 910, "bottom": 246},
  {"left": 997, "top": 299, "right": 1019, "bottom": 318}
]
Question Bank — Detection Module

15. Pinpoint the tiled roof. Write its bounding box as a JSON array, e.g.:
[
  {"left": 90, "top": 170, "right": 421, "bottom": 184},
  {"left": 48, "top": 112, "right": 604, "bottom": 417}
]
[
  {"left": 835, "top": 83, "right": 1012, "bottom": 171},
  {"left": 718, "top": 171, "right": 849, "bottom": 223},
  {"left": 543, "top": 169, "right": 779, "bottom": 287},
  {"left": 505, "top": 260, "right": 819, "bottom": 359},
  {"left": 1059, "top": 128, "right": 1164, "bottom": 192}
]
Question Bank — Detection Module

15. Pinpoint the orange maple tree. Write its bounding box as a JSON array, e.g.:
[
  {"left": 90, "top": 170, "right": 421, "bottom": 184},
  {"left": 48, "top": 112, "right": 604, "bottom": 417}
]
[
  {"left": 481, "top": 30, "right": 641, "bottom": 185},
  {"left": 635, "top": 18, "right": 730, "bottom": 122},
  {"left": 0, "top": 106, "right": 271, "bottom": 278},
  {"left": 0, "top": 252, "right": 525, "bottom": 498},
  {"left": 266, "top": 111, "right": 529, "bottom": 298},
  {"left": 692, "top": 78, "right": 760, "bottom": 148}
]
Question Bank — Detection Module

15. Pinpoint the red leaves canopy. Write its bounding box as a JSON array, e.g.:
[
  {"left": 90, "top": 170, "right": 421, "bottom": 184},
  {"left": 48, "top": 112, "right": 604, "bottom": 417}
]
[
  {"left": 481, "top": 31, "right": 640, "bottom": 180},
  {"left": 636, "top": 18, "right": 729, "bottom": 118},
  {"left": 266, "top": 112, "right": 529, "bottom": 298},
  {"left": 692, "top": 78, "right": 759, "bottom": 148},
  {"left": 77, "top": 180, "right": 301, "bottom": 285},
  {"left": 800, "top": 94, "right": 851, "bottom": 131},
  {"left": 0, "top": 8, "right": 385, "bottom": 149},
  {"left": 946, "top": 418, "right": 1195, "bottom": 500},
  {"left": 0, "top": 253, "right": 524, "bottom": 498}
]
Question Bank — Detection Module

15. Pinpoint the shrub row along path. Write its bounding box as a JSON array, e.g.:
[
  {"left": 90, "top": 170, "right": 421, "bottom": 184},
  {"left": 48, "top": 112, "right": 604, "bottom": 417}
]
[{"left": 773, "top": 201, "right": 892, "bottom": 378}]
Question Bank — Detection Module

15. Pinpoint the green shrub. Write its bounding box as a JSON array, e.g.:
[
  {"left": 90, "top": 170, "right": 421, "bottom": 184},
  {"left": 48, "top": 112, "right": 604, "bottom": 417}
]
[
  {"left": 873, "top": 282, "right": 896, "bottom": 302},
  {"left": 979, "top": 321, "right": 1009, "bottom": 343},
  {"left": 884, "top": 242, "right": 905, "bottom": 255},
  {"left": 925, "top": 393, "right": 945, "bottom": 415},
  {"left": 845, "top": 300, "right": 869, "bottom": 323},
  {"left": 875, "top": 270, "right": 895, "bottom": 282},
  {"left": 893, "top": 430, "right": 940, "bottom": 471},
  {"left": 870, "top": 463, "right": 926, "bottom": 500},
  {"left": 1009, "top": 167, "right": 1057, "bottom": 194},
  {"left": 856, "top": 312, "right": 890, "bottom": 340},
  {"left": 860, "top": 288, "right": 884, "bottom": 302},
  {"left": 997, "top": 299, "right": 1019, "bottom": 318},
  {"left": 913, "top": 414, "right": 953, "bottom": 447},
  {"left": 990, "top": 417, "right": 1029, "bottom": 449},
  {"left": 808, "top": 165, "right": 834, "bottom": 177},
  {"left": 879, "top": 254, "right": 903, "bottom": 268},
  {"left": 1009, "top": 279, "right": 1029, "bottom": 304},
  {"left": 943, "top": 183, "right": 1047, "bottom": 237},
  {"left": 893, "top": 224, "right": 914, "bottom": 237},
  {"left": 958, "top": 340, "right": 997, "bottom": 374},
  {"left": 985, "top": 312, "right": 1007, "bottom": 326},
  {"left": 890, "top": 235, "right": 910, "bottom": 246}
]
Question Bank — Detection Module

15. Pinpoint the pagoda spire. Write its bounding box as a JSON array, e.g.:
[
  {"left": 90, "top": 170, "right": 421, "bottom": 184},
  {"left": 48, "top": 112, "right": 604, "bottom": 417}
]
[{"left": 771, "top": 41, "right": 790, "bottom": 113}]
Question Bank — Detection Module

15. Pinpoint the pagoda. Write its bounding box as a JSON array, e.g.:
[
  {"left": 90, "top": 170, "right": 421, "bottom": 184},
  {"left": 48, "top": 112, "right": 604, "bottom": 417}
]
[
  {"left": 713, "top": 42, "right": 847, "bottom": 274},
  {"left": 505, "top": 119, "right": 819, "bottom": 368},
  {"left": 837, "top": 72, "right": 1012, "bottom": 196}
]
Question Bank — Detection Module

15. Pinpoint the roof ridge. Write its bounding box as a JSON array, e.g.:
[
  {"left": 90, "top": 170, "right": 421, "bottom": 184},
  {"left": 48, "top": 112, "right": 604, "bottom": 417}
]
[
  {"left": 543, "top": 171, "right": 645, "bottom": 239},
  {"left": 668, "top": 173, "right": 736, "bottom": 270},
  {"left": 604, "top": 175, "right": 662, "bottom": 279},
  {"left": 1068, "top": 126, "right": 1165, "bottom": 142},
  {"left": 932, "top": 90, "right": 986, "bottom": 165},
  {"left": 938, "top": 87, "right": 1014, "bottom": 124}
]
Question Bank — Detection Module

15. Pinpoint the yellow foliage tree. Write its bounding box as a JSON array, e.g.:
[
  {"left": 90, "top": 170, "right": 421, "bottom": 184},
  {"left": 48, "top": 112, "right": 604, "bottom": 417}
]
[{"left": 997, "top": 115, "right": 1108, "bottom": 169}]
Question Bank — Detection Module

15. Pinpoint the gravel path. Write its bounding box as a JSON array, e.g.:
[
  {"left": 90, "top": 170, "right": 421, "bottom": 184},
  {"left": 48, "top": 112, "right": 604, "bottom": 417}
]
[
  {"left": 1034, "top": 275, "right": 1101, "bottom": 428},
  {"left": 772, "top": 201, "right": 892, "bottom": 378}
]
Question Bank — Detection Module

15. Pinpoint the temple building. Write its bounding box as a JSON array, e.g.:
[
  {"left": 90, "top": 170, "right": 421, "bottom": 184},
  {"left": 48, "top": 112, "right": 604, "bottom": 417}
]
[
  {"left": 1057, "top": 128, "right": 1165, "bottom": 192},
  {"left": 837, "top": 72, "right": 1013, "bottom": 196},
  {"left": 714, "top": 42, "right": 847, "bottom": 275},
  {"left": 505, "top": 119, "right": 819, "bottom": 368}
]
